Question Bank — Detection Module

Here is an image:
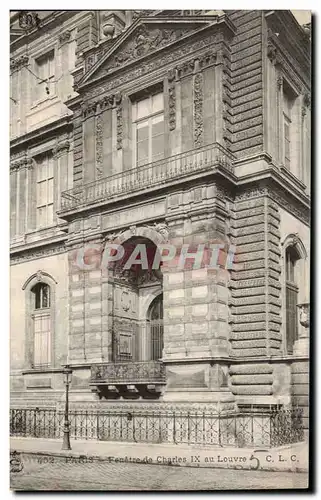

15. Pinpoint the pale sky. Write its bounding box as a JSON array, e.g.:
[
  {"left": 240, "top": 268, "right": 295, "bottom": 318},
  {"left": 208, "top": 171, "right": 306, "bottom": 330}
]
[{"left": 292, "top": 10, "right": 311, "bottom": 25}]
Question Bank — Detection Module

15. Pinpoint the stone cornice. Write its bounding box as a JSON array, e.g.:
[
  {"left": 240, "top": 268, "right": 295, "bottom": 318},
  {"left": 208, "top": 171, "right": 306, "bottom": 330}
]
[
  {"left": 58, "top": 161, "right": 309, "bottom": 229},
  {"left": 10, "top": 115, "right": 72, "bottom": 154},
  {"left": 83, "top": 35, "right": 230, "bottom": 102},
  {"left": 10, "top": 237, "right": 67, "bottom": 264},
  {"left": 267, "top": 31, "right": 310, "bottom": 91},
  {"left": 265, "top": 10, "right": 310, "bottom": 68}
]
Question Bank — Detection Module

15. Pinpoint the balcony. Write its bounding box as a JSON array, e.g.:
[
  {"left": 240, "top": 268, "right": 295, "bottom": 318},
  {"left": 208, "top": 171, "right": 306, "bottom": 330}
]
[
  {"left": 60, "top": 142, "right": 235, "bottom": 213},
  {"left": 90, "top": 361, "right": 166, "bottom": 399}
]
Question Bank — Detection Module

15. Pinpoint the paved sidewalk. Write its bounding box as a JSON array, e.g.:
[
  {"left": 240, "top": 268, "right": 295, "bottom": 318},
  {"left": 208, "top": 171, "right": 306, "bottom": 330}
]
[{"left": 10, "top": 437, "right": 308, "bottom": 473}]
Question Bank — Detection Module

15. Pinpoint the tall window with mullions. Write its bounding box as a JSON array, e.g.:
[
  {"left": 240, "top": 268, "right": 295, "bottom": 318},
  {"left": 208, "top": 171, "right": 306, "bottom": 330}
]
[
  {"left": 132, "top": 92, "right": 164, "bottom": 167},
  {"left": 285, "top": 247, "right": 299, "bottom": 354},
  {"left": 31, "top": 282, "right": 51, "bottom": 368}
]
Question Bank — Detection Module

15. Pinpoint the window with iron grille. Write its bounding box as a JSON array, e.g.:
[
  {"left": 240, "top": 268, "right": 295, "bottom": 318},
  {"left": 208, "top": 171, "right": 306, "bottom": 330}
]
[
  {"left": 148, "top": 294, "right": 163, "bottom": 361},
  {"left": 285, "top": 247, "right": 299, "bottom": 354},
  {"left": 31, "top": 283, "right": 51, "bottom": 368}
]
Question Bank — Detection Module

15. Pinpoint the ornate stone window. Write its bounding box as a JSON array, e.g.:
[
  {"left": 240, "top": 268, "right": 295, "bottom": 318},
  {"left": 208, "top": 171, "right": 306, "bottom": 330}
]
[
  {"left": 31, "top": 283, "right": 51, "bottom": 367},
  {"left": 277, "top": 76, "right": 301, "bottom": 179},
  {"left": 285, "top": 246, "right": 299, "bottom": 354},
  {"left": 35, "top": 151, "right": 54, "bottom": 228},
  {"left": 282, "top": 234, "right": 308, "bottom": 355},
  {"left": 132, "top": 91, "right": 164, "bottom": 167},
  {"left": 22, "top": 271, "right": 57, "bottom": 369}
]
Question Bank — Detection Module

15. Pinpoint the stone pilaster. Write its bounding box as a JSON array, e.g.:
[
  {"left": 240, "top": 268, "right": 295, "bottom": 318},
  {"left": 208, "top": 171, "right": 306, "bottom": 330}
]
[
  {"left": 27, "top": 158, "right": 37, "bottom": 231},
  {"left": 161, "top": 183, "right": 235, "bottom": 408},
  {"left": 121, "top": 94, "right": 131, "bottom": 172},
  {"left": 10, "top": 166, "right": 18, "bottom": 237},
  {"left": 53, "top": 139, "right": 70, "bottom": 218},
  {"left": 18, "top": 164, "right": 26, "bottom": 235},
  {"left": 178, "top": 61, "right": 194, "bottom": 152},
  {"left": 68, "top": 229, "right": 106, "bottom": 364}
]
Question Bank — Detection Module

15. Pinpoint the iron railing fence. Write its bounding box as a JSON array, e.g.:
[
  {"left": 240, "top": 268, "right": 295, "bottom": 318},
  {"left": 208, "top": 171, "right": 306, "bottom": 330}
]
[
  {"left": 60, "top": 142, "right": 235, "bottom": 211},
  {"left": 10, "top": 406, "right": 304, "bottom": 448}
]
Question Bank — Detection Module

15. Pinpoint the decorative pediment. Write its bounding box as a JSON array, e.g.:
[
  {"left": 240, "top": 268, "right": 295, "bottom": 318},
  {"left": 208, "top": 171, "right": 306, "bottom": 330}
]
[{"left": 79, "top": 17, "right": 221, "bottom": 88}]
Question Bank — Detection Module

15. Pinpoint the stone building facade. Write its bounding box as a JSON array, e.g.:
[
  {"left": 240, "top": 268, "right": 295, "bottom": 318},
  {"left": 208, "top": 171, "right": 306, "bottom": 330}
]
[{"left": 10, "top": 11, "right": 310, "bottom": 430}]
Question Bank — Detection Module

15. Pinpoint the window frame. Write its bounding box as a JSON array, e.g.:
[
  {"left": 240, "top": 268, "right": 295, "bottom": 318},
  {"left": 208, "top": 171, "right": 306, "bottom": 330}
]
[
  {"left": 35, "top": 151, "right": 54, "bottom": 230},
  {"left": 283, "top": 112, "right": 291, "bottom": 170},
  {"left": 32, "top": 48, "right": 56, "bottom": 107},
  {"left": 285, "top": 247, "right": 299, "bottom": 354},
  {"left": 132, "top": 91, "right": 165, "bottom": 168},
  {"left": 281, "top": 235, "right": 308, "bottom": 356},
  {"left": 22, "top": 272, "right": 57, "bottom": 371}
]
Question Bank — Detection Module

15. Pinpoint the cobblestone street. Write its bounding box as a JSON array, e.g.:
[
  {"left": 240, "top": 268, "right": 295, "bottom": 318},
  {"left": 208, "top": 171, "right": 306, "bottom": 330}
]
[{"left": 10, "top": 455, "right": 308, "bottom": 491}]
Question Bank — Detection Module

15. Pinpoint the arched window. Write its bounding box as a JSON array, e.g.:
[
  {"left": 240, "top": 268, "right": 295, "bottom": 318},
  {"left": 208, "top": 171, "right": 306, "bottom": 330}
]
[
  {"left": 31, "top": 283, "right": 51, "bottom": 367},
  {"left": 147, "top": 294, "right": 163, "bottom": 361},
  {"left": 285, "top": 246, "right": 299, "bottom": 354},
  {"left": 22, "top": 271, "right": 56, "bottom": 369}
]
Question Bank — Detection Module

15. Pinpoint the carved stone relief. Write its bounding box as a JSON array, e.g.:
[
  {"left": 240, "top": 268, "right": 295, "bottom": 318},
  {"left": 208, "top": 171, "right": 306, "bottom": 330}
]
[
  {"left": 95, "top": 114, "right": 103, "bottom": 178},
  {"left": 10, "top": 157, "right": 33, "bottom": 171},
  {"left": 168, "top": 69, "right": 176, "bottom": 131},
  {"left": 59, "top": 31, "right": 71, "bottom": 46},
  {"left": 10, "top": 55, "right": 29, "bottom": 73},
  {"left": 193, "top": 72, "right": 204, "bottom": 148},
  {"left": 109, "top": 25, "right": 193, "bottom": 73},
  {"left": 84, "top": 33, "right": 220, "bottom": 100},
  {"left": 53, "top": 140, "right": 70, "bottom": 158},
  {"left": 115, "top": 93, "right": 123, "bottom": 150}
]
